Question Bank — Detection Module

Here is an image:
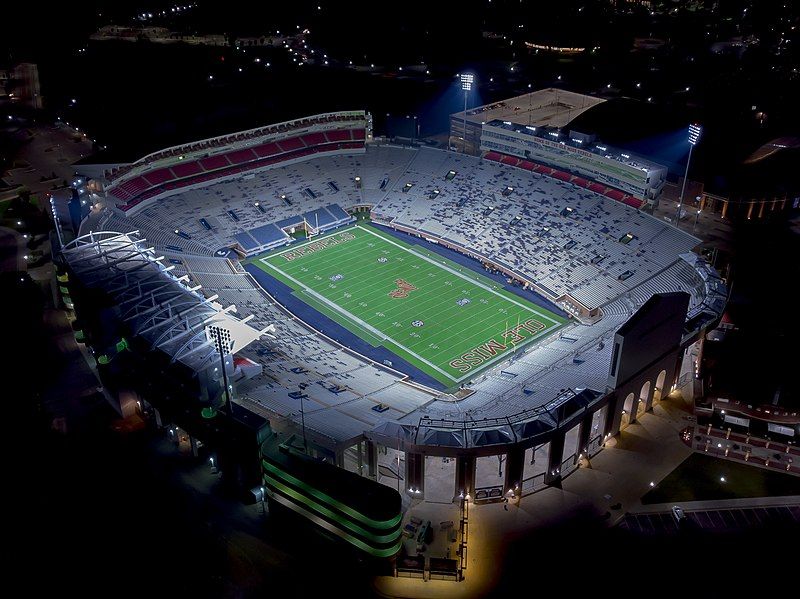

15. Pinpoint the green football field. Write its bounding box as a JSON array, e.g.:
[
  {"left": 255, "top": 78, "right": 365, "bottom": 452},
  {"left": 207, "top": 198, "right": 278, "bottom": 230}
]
[{"left": 254, "top": 224, "right": 567, "bottom": 387}]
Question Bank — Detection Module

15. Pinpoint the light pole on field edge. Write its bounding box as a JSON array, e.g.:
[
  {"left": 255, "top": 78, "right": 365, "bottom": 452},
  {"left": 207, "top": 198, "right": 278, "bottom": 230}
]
[
  {"left": 676, "top": 123, "right": 702, "bottom": 226},
  {"left": 461, "top": 73, "right": 474, "bottom": 154}
]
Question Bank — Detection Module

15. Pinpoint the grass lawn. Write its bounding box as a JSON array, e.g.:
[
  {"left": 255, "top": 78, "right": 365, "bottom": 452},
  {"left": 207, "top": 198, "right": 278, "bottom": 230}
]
[
  {"left": 251, "top": 224, "right": 566, "bottom": 387},
  {"left": 642, "top": 452, "right": 800, "bottom": 504}
]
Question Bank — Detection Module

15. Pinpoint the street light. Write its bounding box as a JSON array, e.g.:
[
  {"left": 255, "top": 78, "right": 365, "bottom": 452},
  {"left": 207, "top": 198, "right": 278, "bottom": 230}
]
[
  {"left": 460, "top": 73, "right": 474, "bottom": 154},
  {"left": 676, "top": 123, "right": 702, "bottom": 226}
]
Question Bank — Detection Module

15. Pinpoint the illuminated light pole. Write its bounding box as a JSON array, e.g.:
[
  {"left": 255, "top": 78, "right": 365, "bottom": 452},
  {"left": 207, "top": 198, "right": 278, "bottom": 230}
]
[
  {"left": 676, "top": 123, "right": 702, "bottom": 226},
  {"left": 528, "top": 82, "right": 533, "bottom": 127},
  {"left": 300, "top": 393, "right": 308, "bottom": 452},
  {"left": 460, "top": 73, "right": 474, "bottom": 154},
  {"left": 214, "top": 327, "right": 234, "bottom": 421},
  {"left": 693, "top": 208, "right": 701, "bottom": 234}
]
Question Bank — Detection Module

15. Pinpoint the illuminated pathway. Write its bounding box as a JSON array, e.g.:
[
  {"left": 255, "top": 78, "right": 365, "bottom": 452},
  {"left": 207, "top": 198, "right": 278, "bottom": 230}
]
[{"left": 373, "top": 390, "right": 701, "bottom": 598}]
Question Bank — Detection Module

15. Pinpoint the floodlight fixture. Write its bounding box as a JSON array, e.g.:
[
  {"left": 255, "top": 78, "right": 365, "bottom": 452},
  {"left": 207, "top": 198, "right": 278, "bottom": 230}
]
[
  {"left": 688, "top": 123, "right": 702, "bottom": 145},
  {"left": 677, "top": 123, "right": 703, "bottom": 226}
]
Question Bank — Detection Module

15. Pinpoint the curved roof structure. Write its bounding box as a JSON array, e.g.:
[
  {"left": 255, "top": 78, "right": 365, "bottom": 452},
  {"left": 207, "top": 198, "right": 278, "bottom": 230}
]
[{"left": 62, "top": 230, "right": 273, "bottom": 372}]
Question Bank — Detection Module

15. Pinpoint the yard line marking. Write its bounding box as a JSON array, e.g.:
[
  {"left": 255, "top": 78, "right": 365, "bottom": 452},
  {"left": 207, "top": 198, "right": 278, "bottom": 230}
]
[
  {"left": 358, "top": 225, "right": 561, "bottom": 325},
  {"left": 262, "top": 259, "right": 458, "bottom": 382},
  {"left": 258, "top": 225, "right": 564, "bottom": 384}
]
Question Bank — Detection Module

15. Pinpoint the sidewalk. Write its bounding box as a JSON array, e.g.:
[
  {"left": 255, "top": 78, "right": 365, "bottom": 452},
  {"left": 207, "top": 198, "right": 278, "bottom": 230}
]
[{"left": 373, "top": 392, "right": 697, "bottom": 598}]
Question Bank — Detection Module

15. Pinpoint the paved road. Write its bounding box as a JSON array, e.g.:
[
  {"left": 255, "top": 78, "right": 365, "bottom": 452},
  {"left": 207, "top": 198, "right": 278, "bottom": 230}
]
[
  {"left": 0, "top": 226, "right": 26, "bottom": 271},
  {"left": 2, "top": 124, "right": 92, "bottom": 194}
]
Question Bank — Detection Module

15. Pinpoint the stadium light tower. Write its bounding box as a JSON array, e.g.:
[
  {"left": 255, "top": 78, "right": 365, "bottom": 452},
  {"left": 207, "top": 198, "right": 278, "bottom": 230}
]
[
  {"left": 460, "top": 73, "right": 474, "bottom": 153},
  {"left": 676, "top": 123, "right": 702, "bottom": 225}
]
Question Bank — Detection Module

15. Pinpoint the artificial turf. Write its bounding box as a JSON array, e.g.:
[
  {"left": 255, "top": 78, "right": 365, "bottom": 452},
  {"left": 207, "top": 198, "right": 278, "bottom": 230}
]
[{"left": 253, "top": 224, "right": 566, "bottom": 387}]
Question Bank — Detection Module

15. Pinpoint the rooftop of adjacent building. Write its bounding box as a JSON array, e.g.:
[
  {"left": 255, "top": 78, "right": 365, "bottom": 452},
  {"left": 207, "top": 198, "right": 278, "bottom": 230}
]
[{"left": 453, "top": 88, "right": 606, "bottom": 129}]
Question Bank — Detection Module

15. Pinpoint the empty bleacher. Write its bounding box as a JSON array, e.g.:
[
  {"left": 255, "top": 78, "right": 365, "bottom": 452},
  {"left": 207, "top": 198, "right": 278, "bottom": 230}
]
[{"left": 90, "top": 140, "right": 715, "bottom": 446}]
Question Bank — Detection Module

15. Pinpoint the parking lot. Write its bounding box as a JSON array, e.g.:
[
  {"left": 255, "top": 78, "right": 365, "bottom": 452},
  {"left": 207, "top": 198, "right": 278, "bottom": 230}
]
[{"left": 620, "top": 504, "right": 800, "bottom": 535}]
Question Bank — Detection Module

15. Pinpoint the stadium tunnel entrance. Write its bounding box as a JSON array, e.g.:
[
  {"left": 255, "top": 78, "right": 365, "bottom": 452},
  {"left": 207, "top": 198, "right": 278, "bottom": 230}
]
[
  {"left": 424, "top": 455, "right": 457, "bottom": 503},
  {"left": 522, "top": 442, "right": 550, "bottom": 494},
  {"left": 474, "top": 455, "right": 505, "bottom": 501},
  {"left": 376, "top": 444, "right": 405, "bottom": 493},
  {"left": 559, "top": 423, "right": 582, "bottom": 478}
]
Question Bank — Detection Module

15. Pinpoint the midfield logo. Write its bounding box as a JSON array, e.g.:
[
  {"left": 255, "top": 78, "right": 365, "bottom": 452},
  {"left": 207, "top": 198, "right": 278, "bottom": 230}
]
[{"left": 388, "top": 279, "right": 418, "bottom": 299}]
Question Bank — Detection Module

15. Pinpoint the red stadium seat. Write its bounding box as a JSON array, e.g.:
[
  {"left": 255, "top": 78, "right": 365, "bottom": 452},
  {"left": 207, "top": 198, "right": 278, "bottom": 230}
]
[
  {"left": 552, "top": 170, "right": 571, "bottom": 182},
  {"left": 143, "top": 168, "right": 175, "bottom": 186},
  {"left": 325, "top": 129, "right": 351, "bottom": 143},
  {"left": 199, "top": 155, "right": 230, "bottom": 171},
  {"left": 277, "top": 136, "right": 305, "bottom": 152},
  {"left": 253, "top": 142, "right": 280, "bottom": 157},
  {"left": 227, "top": 148, "right": 258, "bottom": 164},
  {"left": 300, "top": 132, "right": 326, "bottom": 146},
  {"left": 571, "top": 177, "right": 590, "bottom": 188},
  {"left": 171, "top": 161, "right": 203, "bottom": 178}
]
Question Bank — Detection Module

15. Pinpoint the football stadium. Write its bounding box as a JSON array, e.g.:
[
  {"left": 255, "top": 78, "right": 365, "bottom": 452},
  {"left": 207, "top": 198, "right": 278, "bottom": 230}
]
[{"left": 55, "top": 96, "right": 727, "bottom": 563}]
